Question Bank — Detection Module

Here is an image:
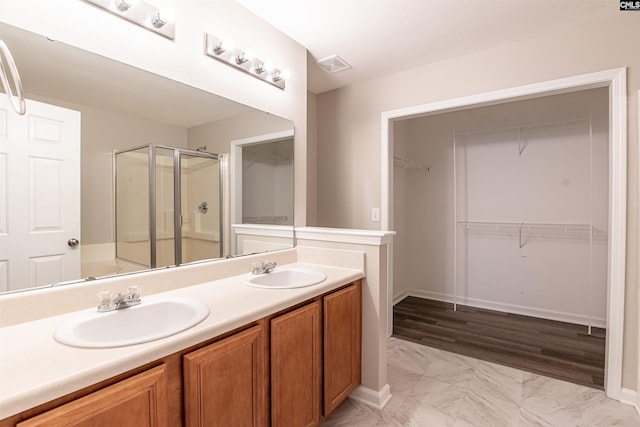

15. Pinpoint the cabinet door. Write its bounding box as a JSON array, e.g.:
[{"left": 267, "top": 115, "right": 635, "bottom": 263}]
[
  {"left": 183, "top": 324, "right": 268, "bottom": 427},
  {"left": 18, "top": 364, "right": 168, "bottom": 427},
  {"left": 324, "top": 282, "right": 362, "bottom": 415},
  {"left": 271, "top": 301, "right": 322, "bottom": 427}
]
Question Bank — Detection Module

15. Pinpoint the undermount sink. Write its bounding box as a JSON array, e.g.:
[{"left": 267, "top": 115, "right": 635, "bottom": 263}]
[
  {"left": 241, "top": 267, "right": 327, "bottom": 289},
  {"left": 54, "top": 296, "right": 210, "bottom": 348}
]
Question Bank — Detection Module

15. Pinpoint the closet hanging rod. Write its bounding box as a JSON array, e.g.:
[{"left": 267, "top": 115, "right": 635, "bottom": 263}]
[
  {"left": 457, "top": 221, "right": 592, "bottom": 234},
  {"left": 0, "top": 40, "right": 26, "bottom": 115},
  {"left": 454, "top": 117, "right": 589, "bottom": 140},
  {"left": 244, "top": 150, "right": 290, "bottom": 163},
  {"left": 393, "top": 155, "right": 429, "bottom": 172},
  {"left": 242, "top": 215, "right": 289, "bottom": 224}
]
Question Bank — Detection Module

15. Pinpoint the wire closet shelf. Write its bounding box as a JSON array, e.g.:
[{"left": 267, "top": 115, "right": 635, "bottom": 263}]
[
  {"left": 452, "top": 115, "right": 598, "bottom": 334},
  {"left": 456, "top": 221, "right": 592, "bottom": 234}
]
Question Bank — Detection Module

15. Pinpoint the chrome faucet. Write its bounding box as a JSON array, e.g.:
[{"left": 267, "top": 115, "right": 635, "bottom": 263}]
[
  {"left": 97, "top": 285, "right": 141, "bottom": 312},
  {"left": 252, "top": 260, "right": 277, "bottom": 275}
]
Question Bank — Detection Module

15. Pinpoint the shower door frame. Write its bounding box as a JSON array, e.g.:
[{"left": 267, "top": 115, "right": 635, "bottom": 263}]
[
  {"left": 114, "top": 144, "right": 222, "bottom": 269},
  {"left": 172, "top": 147, "right": 223, "bottom": 266}
]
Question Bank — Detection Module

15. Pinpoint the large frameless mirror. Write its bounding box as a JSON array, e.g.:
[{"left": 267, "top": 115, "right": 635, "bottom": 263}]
[{"left": 0, "top": 22, "right": 294, "bottom": 294}]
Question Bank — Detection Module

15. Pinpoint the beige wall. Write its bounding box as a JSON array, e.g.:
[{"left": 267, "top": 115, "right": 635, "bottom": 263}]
[
  {"left": 307, "top": 89, "right": 319, "bottom": 226},
  {"left": 187, "top": 110, "right": 293, "bottom": 154},
  {"left": 316, "top": 13, "right": 640, "bottom": 390}
]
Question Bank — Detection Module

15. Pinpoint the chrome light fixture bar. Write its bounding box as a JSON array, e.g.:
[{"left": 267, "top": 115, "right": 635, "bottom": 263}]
[
  {"left": 83, "top": 0, "right": 176, "bottom": 40},
  {"left": 204, "top": 33, "right": 289, "bottom": 90}
]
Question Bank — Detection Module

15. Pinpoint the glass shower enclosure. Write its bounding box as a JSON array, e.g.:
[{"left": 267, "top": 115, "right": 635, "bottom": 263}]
[{"left": 115, "top": 145, "right": 222, "bottom": 269}]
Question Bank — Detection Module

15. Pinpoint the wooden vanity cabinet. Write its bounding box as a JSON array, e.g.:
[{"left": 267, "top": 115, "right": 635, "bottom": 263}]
[
  {"left": 323, "top": 281, "right": 362, "bottom": 415},
  {"left": 17, "top": 364, "right": 169, "bottom": 427},
  {"left": 271, "top": 301, "right": 323, "bottom": 427},
  {"left": 270, "top": 280, "right": 362, "bottom": 425},
  {"left": 183, "top": 322, "right": 268, "bottom": 427},
  {"left": 3, "top": 280, "right": 362, "bottom": 427}
]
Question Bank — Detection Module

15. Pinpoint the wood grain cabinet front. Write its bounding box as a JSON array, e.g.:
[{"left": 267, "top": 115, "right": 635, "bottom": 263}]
[
  {"left": 323, "top": 281, "right": 362, "bottom": 415},
  {"left": 183, "top": 323, "right": 268, "bottom": 427},
  {"left": 2, "top": 280, "right": 363, "bottom": 427},
  {"left": 17, "top": 364, "right": 169, "bottom": 427},
  {"left": 271, "top": 301, "right": 323, "bottom": 427},
  {"left": 270, "top": 280, "right": 362, "bottom": 426}
]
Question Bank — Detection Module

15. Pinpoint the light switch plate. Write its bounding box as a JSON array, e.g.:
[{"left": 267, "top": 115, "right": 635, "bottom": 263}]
[{"left": 371, "top": 208, "right": 380, "bottom": 222}]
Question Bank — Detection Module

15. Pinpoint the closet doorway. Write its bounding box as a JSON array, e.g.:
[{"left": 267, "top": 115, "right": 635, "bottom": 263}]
[{"left": 382, "top": 69, "right": 627, "bottom": 399}]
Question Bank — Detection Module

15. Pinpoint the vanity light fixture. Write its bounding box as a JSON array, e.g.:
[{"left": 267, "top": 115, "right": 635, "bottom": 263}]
[
  {"left": 255, "top": 60, "right": 274, "bottom": 74},
  {"left": 204, "top": 33, "right": 289, "bottom": 90},
  {"left": 115, "top": 0, "right": 139, "bottom": 12},
  {"left": 272, "top": 69, "right": 291, "bottom": 82},
  {"left": 236, "top": 49, "right": 255, "bottom": 65},
  {"left": 83, "top": 0, "right": 176, "bottom": 40},
  {"left": 151, "top": 7, "right": 175, "bottom": 29},
  {"left": 213, "top": 38, "right": 235, "bottom": 55}
]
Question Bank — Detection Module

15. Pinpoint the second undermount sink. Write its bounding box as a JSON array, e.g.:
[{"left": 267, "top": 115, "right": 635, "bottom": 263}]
[
  {"left": 54, "top": 296, "right": 210, "bottom": 348},
  {"left": 241, "top": 267, "right": 327, "bottom": 289}
]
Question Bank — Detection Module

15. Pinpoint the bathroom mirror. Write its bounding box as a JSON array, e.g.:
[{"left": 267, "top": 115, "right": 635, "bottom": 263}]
[{"left": 0, "top": 22, "right": 294, "bottom": 293}]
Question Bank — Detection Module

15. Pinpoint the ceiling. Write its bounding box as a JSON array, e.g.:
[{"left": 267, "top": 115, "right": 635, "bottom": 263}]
[{"left": 237, "top": 0, "right": 619, "bottom": 94}]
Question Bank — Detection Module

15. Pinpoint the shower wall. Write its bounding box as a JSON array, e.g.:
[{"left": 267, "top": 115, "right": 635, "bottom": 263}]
[
  {"left": 393, "top": 88, "right": 609, "bottom": 326},
  {"left": 181, "top": 156, "right": 221, "bottom": 263}
]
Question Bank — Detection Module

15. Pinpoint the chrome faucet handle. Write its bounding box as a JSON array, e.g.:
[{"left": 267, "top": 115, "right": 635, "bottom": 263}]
[
  {"left": 251, "top": 260, "right": 277, "bottom": 275},
  {"left": 127, "top": 285, "right": 140, "bottom": 300},
  {"left": 263, "top": 260, "right": 276, "bottom": 273},
  {"left": 251, "top": 261, "right": 262, "bottom": 275},
  {"left": 97, "top": 286, "right": 141, "bottom": 312},
  {"left": 97, "top": 290, "right": 115, "bottom": 311}
]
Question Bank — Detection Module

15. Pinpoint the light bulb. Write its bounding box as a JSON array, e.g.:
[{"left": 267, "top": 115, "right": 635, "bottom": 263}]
[
  {"left": 236, "top": 49, "right": 255, "bottom": 64},
  {"left": 152, "top": 7, "right": 175, "bottom": 28},
  {"left": 280, "top": 69, "right": 291, "bottom": 80},
  {"left": 214, "top": 38, "right": 234, "bottom": 55},
  {"left": 263, "top": 61, "right": 275, "bottom": 72},
  {"left": 255, "top": 60, "right": 272, "bottom": 74},
  {"left": 243, "top": 49, "right": 255, "bottom": 61},
  {"left": 272, "top": 69, "right": 290, "bottom": 82},
  {"left": 220, "top": 38, "right": 235, "bottom": 51}
]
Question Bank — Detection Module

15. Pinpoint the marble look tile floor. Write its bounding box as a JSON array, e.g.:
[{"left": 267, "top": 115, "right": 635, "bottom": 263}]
[{"left": 322, "top": 337, "right": 640, "bottom": 427}]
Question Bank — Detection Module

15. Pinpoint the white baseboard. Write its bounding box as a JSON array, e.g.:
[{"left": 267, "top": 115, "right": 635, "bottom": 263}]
[
  {"left": 394, "top": 288, "right": 606, "bottom": 328},
  {"left": 620, "top": 388, "right": 639, "bottom": 415},
  {"left": 349, "top": 384, "right": 392, "bottom": 409},
  {"left": 393, "top": 289, "right": 410, "bottom": 305}
]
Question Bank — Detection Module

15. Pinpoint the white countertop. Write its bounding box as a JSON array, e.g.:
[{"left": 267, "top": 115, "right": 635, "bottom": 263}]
[{"left": 0, "top": 262, "right": 363, "bottom": 419}]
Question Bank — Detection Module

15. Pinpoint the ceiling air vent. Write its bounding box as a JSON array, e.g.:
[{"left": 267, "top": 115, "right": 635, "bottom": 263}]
[{"left": 316, "top": 55, "right": 352, "bottom": 74}]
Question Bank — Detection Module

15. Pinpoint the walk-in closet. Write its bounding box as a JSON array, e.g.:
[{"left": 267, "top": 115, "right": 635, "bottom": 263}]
[{"left": 392, "top": 87, "right": 609, "bottom": 388}]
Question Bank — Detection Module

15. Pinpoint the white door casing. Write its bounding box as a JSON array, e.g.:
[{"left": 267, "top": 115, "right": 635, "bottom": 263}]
[
  {"left": 382, "top": 68, "right": 627, "bottom": 400},
  {"left": 0, "top": 97, "right": 81, "bottom": 292},
  {"left": 229, "top": 129, "right": 294, "bottom": 255}
]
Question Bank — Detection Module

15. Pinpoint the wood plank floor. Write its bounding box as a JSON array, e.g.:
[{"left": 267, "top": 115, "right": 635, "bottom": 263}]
[{"left": 393, "top": 297, "right": 606, "bottom": 389}]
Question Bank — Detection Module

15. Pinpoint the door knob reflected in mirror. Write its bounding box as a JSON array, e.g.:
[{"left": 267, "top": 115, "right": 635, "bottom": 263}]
[
  {"left": 68, "top": 238, "right": 80, "bottom": 248},
  {"left": 198, "top": 201, "right": 208, "bottom": 214}
]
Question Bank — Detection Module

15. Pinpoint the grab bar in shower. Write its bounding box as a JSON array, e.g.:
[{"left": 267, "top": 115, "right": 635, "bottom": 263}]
[{"left": 0, "top": 40, "right": 26, "bottom": 115}]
